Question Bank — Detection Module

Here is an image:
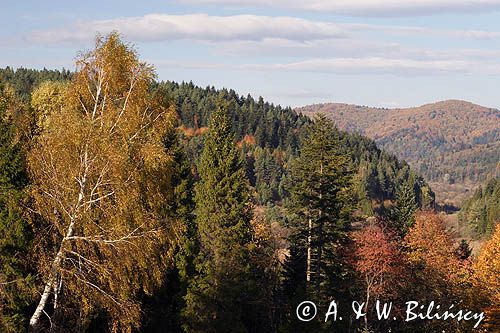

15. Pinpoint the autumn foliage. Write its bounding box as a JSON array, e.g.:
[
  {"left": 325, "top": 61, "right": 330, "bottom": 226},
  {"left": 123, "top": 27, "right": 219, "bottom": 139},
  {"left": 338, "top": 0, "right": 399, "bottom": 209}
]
[
  {"left": 474, "top": 224, "right": 500, "bottom": 330},
  {"left": 27, "top": 33, "right": 179, "bottom": 331},
  {"left": 405, "top": 211, "right": 459, "bottom": 276},
  {"left": 352, "top": 222, "right": 402, "bottom": 326},
  {"left": 0, "top": 33, "right": 498, "bottom": 332}
]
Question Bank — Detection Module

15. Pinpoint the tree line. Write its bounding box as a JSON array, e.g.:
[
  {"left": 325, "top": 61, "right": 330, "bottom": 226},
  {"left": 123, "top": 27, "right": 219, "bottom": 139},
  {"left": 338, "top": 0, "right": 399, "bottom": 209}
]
[{"left": 0, "top": 34, "right": 498, "bottom": 332}]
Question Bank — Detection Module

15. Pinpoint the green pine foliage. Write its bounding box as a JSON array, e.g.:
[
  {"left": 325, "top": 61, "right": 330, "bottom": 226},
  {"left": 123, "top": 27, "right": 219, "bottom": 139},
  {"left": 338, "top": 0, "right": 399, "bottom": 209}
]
[
  {"left": 141, "top": 127, "right": 196, "bottom": 332},
  {"left": 159, "top": 81, "right": 307, "bottom": 150},
  {"left": 0, "top": 83, "right": 34, "bottom": 332},
  {"left": 459, "top": 177, "right": 500, "bottom": 238},
  {"left": 392, "top": 180, "right": 418, "bottom": 233},
  {"left": 253, "top": 147, "right": 285, "bottom": 204},
  {"left": 284, "top": 114, "right": 354, "bottom": 326},
  {"left": 0, "top": 67, "right": 72, "bottom": 103},
  {"left": 183, "top": 99, "right": 261, "bottom": 332}
]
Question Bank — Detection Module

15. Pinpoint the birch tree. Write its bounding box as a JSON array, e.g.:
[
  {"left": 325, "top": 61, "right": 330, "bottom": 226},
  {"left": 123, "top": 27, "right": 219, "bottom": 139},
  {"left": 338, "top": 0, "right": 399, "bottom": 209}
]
[{"left": 28, "top": 33, "right": 179, "bottom": 331}]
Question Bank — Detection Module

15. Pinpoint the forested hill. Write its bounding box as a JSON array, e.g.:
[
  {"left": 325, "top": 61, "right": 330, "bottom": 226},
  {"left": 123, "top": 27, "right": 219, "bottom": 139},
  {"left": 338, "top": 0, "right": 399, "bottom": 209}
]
[
  {"left": 0, "top": 67, "right": 434, "bottom": 214},
  {"left": 159, "top": 80, "right": 435, "bottom": 212},
  {"left": 2, "top": 36, "right": 496, "bottom": 333},
  {"left": 297, "top": 100, "right": 500, "bottom": 205},
  {"left": 0, "top": 67, "right": 72, "bottom": 102}
]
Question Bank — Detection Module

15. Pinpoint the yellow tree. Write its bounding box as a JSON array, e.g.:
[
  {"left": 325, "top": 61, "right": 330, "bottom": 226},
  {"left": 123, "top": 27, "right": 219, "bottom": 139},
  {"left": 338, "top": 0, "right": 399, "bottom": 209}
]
[
  {"left": 31, "top": 80, "right": 68, "bottom": 131},
  {"left": 28, "top": 33, "right": 179, "bottom": 331},
  {"left": 405, "top": 211, "right": 484, "bottom": 331},
  {"left": 475, "top": 223, "right": 500, "bottom": 330},
  {"left": 405, "top": 212, "right": 458, "bottom": 274}
]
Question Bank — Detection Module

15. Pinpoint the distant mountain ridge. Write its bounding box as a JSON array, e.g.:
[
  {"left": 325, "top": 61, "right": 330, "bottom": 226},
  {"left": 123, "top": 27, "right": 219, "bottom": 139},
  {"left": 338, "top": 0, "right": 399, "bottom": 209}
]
[{"left": 296, "top": 99, "right": 500, "bottom": 205}]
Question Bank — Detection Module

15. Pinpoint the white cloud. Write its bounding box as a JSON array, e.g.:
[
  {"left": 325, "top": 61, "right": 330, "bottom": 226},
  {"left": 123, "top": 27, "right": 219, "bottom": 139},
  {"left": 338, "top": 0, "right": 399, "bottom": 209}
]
[
  {"left": 211, "top": 37, "right": 401, "bottom": 58},
  {"left": 241, "top": 57, "right": 474, "bottom": 74},
  {"left": 344, "top": 23, "right": 500, "bottom": 40},
  {"left": 26, "top": 13, "right": 500, "bottom": 48},
  {"left": 154, "top": 57, "right": 500, "bottom": 75},
  {"left": 21, "top": 13, "right": 500, "bottom": 76},
  {"left": 177, "top": 0, "right": 500, "bottom": 16},
  {"left": 28, "top": 14, "right": 347, "bottom": 44}
]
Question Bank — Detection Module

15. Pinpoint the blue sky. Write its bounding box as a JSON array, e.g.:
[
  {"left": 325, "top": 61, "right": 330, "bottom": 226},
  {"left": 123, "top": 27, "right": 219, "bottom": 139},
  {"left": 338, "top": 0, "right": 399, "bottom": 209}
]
[{"left": 2, "top": 0, "right": 500, "bottom": 108}]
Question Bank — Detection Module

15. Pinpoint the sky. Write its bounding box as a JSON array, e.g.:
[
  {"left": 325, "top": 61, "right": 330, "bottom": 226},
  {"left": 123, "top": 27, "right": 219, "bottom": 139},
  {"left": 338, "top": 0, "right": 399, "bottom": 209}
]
[{"left": 2, "top": 0, "right": 500, "bottom": 108}]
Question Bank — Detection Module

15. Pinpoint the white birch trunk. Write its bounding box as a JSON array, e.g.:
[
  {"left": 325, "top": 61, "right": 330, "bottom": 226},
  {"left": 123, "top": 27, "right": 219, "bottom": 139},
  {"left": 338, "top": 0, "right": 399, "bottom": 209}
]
[
  {"left": 30, "top": 151, "right": 87, "bottom": 329},
  {"left": 29, "top": 218, "right": 76, "bottom": 329}
]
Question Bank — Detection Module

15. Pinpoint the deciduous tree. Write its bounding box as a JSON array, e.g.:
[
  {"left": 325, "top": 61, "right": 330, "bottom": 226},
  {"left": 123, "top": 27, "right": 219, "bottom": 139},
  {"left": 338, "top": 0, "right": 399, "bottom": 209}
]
[
  {"left": 474, "top": 224, "right": 500, "bottom": 330},
  {"left": 27, "top": 33, "right": 179, "bottom": 331},
  {"left": 352, "top": 222, "right": 402, "bottom": 328}
]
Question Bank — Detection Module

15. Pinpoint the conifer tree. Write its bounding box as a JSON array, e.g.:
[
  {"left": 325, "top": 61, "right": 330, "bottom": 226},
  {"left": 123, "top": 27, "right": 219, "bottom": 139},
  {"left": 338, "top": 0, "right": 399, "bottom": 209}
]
[
  {"left": 393, "top": 180, "right": 418, "bottom": 233},
  {"left": 141, "top": 126, "right": 196, "bottom": 332},
  {"left": 0, "top": 83, "right": 34, "bottom": 332},
  {"left": 456, "top": 239, "right": 472, "bottom": 260},
  {"left": 285, "top": 114, "right": 354, "bottom": 304},
  {"left": 183, "top": 99, "right": 258, "bottom": 332}
]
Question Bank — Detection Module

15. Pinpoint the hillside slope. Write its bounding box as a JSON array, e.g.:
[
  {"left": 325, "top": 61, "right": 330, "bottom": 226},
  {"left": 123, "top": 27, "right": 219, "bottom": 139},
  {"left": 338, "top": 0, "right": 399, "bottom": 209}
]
[
  {"left": 297, "top": 100, "right": 500, "bottom": 205},
  {"left": 0, "top": 67, "right": 435, "bottom": 216}
]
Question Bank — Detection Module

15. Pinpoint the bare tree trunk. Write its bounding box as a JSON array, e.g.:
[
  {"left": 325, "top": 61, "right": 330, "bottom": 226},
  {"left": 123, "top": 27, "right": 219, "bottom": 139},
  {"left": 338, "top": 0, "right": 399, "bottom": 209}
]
[
  {"left": 53, "top": 275, "right": 62, "bottom": 310},
  {"left": 29, "top": 276, "right": 54, "bottom": 329},
  {"left": 316, "top": 219, "right": 322, "bottom": 296},
  {"left": 316, "top": 160, "right": 323, "bottom": 296},
  {"left": 306, "top": 218, "right": 312, "bottom": 284}
]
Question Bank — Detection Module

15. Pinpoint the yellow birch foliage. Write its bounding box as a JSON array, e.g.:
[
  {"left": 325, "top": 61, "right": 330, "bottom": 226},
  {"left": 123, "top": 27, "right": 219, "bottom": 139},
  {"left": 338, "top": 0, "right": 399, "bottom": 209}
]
[
  {"left": 28, "top": 33, "right": 179, "bottom": 331},
  {"left": 31, "top": 80, "right": 67, "bottom": 131}
]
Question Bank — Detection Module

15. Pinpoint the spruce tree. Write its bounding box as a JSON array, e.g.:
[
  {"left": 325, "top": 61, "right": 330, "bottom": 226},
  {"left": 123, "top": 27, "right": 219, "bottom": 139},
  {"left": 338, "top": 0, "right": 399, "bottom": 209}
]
[
  {"left": 285, "top": 114, "right": 354, "bottom": 308},
  {"left": 393, "top": 180, "right": 418, "bottom": 233},
  {"left": 183, "top": 99, "right": 258, "bottom": 332},
  {"left": 456, "top": 239, "right": 472, "bottom": 260},
  {"left": 0, "top": 83, "right": 33, "bottom": 331},
  {"left": 142, "top": 127, "right": 196, "bottom": 332}
]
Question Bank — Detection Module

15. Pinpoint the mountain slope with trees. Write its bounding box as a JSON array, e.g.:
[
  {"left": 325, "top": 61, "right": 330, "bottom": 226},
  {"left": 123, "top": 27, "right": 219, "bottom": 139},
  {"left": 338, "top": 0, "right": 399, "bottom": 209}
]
[
  {"left": 297, "top": 100, "right": 500, "bottom": 205},
  {"left": 0, "top": 68, "right": 435, "bottom": 215},
  {"left": 158, "top": 80, "right": 435, "bottom": 215},
  {"left": 0, "top": 34, "right": 498, "bottom": 332}
]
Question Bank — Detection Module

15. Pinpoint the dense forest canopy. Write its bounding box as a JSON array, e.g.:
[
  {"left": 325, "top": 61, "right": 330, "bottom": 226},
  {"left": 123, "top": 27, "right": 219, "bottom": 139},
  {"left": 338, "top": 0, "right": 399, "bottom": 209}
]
[
  {"left": 297, "top": 101, "right": 500, "bottom": 205},
  {"left": 0, "top": 67, "right": 72, "bottom": 103},
  {"left": 460, "top": 177, "right": 500, "bottom": 237},
  {"left": 0, "top": 35, "right": 498, "bottom": 332},
  {"left": 0, "top": 66, "right": 435, "bottom": 213}
]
